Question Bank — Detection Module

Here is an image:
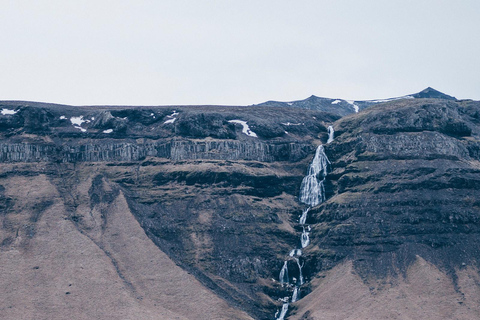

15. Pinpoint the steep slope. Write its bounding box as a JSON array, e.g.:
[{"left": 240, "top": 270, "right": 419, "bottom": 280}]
[
  {"left": 291, "top": 259, "right": 480, "bottom": 320},
  {"left": 0, "top": 165, "right": 253, "bottom": 320},
  {"left": 288, "top": 98, "right": 480, "bottom": 319}
]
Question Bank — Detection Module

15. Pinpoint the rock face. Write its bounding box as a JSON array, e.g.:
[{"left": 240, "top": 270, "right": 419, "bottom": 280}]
[
  {"left": 290, "top": 98, "right": 480, "bottom": 319},
  {"left": 1, "top": 95, "right": 480, "bottom": 320}
]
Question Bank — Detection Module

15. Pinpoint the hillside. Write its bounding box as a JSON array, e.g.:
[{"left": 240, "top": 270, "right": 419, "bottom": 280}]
[{"left": 0, "top": 92, "right": 479, "bottom": 320}]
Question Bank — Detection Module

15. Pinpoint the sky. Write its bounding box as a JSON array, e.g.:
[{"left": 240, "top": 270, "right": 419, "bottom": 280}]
[{"left": 0, "top": 0, "right": 479, "bottom": 106}]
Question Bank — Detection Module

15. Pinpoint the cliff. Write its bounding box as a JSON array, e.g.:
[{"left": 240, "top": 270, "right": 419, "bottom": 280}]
[{"left": 288, "top": 98, "right": 480, "bottom": 319}]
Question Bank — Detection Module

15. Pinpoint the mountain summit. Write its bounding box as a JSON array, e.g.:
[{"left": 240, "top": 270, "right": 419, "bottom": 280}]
[{"left": 411, "top": 87, "right": 456, "bottom": 100}]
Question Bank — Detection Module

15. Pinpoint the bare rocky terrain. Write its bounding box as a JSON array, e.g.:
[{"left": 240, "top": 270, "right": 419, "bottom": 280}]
[{"left": 1, "top": 89, "right": 479, "bottom": 319}]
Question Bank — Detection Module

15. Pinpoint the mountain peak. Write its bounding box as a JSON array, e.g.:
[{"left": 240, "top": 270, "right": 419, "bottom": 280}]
[{"left": 412, "top": 87, "right": 456, "bottom": 100}]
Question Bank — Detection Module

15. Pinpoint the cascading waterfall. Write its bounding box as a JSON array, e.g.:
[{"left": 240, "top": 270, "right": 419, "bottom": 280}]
[
  {"left": 289, "top": 249, "right": 302, "bottom": 257},
  {"left": 294, "top": 257, "right": 304, "bottom": 285},
  {"left": 276, "top": 303, "right": 289, "bottom": 320},
  {"left": 291, "top": 287, "right": 299, "bottom": 303},
  {"left": 274, "top": 126, "right": 333, "bottom": 320},
  {"left": 299, "top": 208, "right": 309, "bottom": 225},
  {"left": 327, "top": 125, "right": 335, "bottom": 144},
  {"left": 298, "top": 144, "right": 330, "bottom": 207},
  {"left": 279, "top": 261, "right": 289, "bottom": 285},
  {"left": 300, "top": 227, "right": 310, "bottom": 248}
]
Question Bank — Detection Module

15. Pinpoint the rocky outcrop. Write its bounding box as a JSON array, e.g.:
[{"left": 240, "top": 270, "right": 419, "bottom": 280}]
[{"left": 0, "top": 140, "right": 315, "bottom": 163}]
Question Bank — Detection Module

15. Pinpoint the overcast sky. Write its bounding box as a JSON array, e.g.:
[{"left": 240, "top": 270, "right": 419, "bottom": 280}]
[{"left": 0, "top": 1, "right": 478, "bottom": 106}]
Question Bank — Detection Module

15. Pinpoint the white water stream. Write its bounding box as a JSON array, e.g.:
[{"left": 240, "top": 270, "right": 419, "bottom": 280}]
[{"left": 275, "top": 126, "right": 333, "bottom": 320}]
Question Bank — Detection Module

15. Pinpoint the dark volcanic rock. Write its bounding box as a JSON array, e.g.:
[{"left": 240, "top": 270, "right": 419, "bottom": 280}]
[{"left": 307, "top": 98, "right": 480, "bottom": 282}]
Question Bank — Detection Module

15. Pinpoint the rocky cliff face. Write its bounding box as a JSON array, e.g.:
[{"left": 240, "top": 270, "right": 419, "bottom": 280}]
[
  {"left": 1, "top": 95, "right": 480, "bottom": 320},
  {"left": 288, "top": 98, "right": 480, "bottom": 319}
]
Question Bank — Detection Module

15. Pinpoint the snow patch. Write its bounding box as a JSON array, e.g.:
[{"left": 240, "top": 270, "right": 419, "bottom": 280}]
[
  {"left": 103, "top": 129, "right": 113, "bottom": 133},
  {"left": 1, "top": 108, "right": 17, "bottom": 115},
  {"left": 369, "top": 95, "right": 415, "bottom": 103},
  {"left": 70, "top": 116, "right": 86, "bottom": 126},
  {"left": 74, "top": 126, "right": 86, "bottom": 132},
  {"left": 59, "top": 115, "right": 66, "bottom": 120},
  {"left": 164, "top": 118, "right": 176, "bottom": 124},
  {"left": 164, "top": 110, "right": 178, "bottom": 124},
  {"left": 346, "top": 100, "right": 359, "bottom": 113},
  {"left": 331, "top": 100, "right": 342, "bottom": 104},
  {"left": 281, "top": 122, "right": 303, "bottom": 126},
  {"left": 169, "top": 111, "right": 179, "bottom": 117},
  {"left": 228, "top": 120, "right": 257, "bottom": 137}
]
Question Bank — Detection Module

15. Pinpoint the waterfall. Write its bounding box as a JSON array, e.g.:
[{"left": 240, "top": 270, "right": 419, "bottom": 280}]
[
  {"left": 298, "top": 145, "right": 329, "bottom": 207},
  {"left": 327, "top": 125, "right": 335, "bottom": 144},
  {"left": 279, "top": 261, "right": 289, "bottom": 285},
  {"left": 294, "top": 257, "right": 304, "bottom": 285},
  {"left": 300, "top": 227, "right": 310, "bottom": 248},
  {"left": 289, "top": 249, "right": 302, "bottom": 257},
  {"left": 276, "top": 303, "right": 289, "bottom": 320},
  {"left": 299, "top": 208, "right": 309, "bottom": 225},
  {"left": 274, "top": 131, "right": 333, "bottom": 319},
  {"left": 291, "top": 287, "right": 299, "bottom": 303}
]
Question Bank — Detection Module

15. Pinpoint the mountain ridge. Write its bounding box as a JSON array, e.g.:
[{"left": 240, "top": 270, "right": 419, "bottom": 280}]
[{"left": 255, "top": 87, "right": 457, "bottom": 117}]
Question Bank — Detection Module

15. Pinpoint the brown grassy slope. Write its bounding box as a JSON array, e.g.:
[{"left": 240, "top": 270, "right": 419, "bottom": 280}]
[
  {"left": 0, "top": 170, "right": 252, "bottom": 320},
  {"left": 289, "top": 258, "right": 480, "bottom": 320}
]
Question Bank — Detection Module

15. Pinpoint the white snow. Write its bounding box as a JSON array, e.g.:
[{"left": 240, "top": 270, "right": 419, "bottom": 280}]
[
  {"left": 91, "top": 117, "right": 95, "bottom": 120},
  {"left": 281, "top": 122, "right": 303, "bottom": 126},
  {"left": 70, "top": 116, "right": 86, "bottom": 126},
  {"left": 164, "top": 118, "right": 176, "bottom": 124},
  {"left": 346, "top": 100, "right": 359, "bottom": 113},
  {"left": 370, "top": 95, "right": 415, "bottom": 103},
  {"left": 331, "top": 100, "right": 342, "bottom": 104},
  {"left": 166, "top": 111, "right": 179, "bottom": 118},
  {"left": 59, "top": 115, "right": 66, "bottom": 120},
  {"left": 1, "top": 108, "right": 17, "bottom": 115},
  {"left": 74, "top": 126, "right": 86, "bottom": 132},
  {"left": 287, "top": 102, "right": 294, "bottom": 106},
  {"left": 163, "top": 110, "right": 178, "bottom": 124},
  {"left": 103, "top": 129, "right": 113, "bottom": 133},
  {"left": 228, "top": 120, "right": 258, "bottom": 137}
]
